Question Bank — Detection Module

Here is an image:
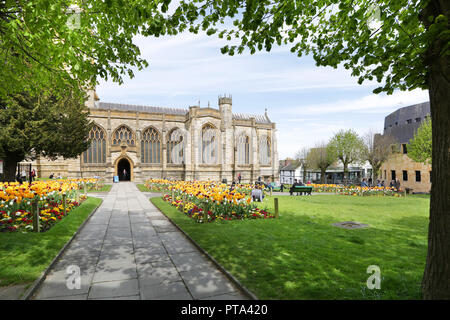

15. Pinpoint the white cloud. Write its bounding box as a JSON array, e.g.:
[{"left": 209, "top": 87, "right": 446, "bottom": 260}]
[
  {"left": 273, "top": 89, "right": 429, "bottom": 116},
  {"left": 273, "top": 89, "right": 429, "bottom": 159},
  {"left": 96, "top": 31, "right": 429, "bottom": 161}
]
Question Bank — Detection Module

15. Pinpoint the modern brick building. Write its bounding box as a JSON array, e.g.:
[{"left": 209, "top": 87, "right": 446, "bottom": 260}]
[{"left": 380, "top": 101, "right": 431, "bottom": 193}]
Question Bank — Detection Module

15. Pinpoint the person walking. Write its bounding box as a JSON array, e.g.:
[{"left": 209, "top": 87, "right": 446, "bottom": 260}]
[
  {"left": 238, "top": 173, "right": 242, "bottom": 184},
  {"left": 16, "top": 171, "right": 23, "bottom": 184},
  {"left": 123, "top": 168, "right": 127, "bottom": 180},
  {"left": 361, "top": 178, "right": 368, "bottom": 187}
]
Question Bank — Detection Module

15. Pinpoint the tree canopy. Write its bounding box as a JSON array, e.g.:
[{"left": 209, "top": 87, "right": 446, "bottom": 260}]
[
  {"left": 362, "top": 131, "right": 397, "bottom": 180},
  {"left": 306, "top": 142, "right": 337, "bottom": 184},
  {"left": 408, "top": 117, "right": 432, "bottom": 164},
  {"left": 327, "top": 129, "right": 365, "bottom": 176},
  {"left": 0, "top": 89, "right": 92, "bottom": 181},
  {"left": 0, "top": 0, "right": 175, "bottom": 98}
]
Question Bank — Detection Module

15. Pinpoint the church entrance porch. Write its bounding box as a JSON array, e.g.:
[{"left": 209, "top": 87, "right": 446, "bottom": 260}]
[{"left": 117, "top": 158, "right": 131, "bottom": 181}]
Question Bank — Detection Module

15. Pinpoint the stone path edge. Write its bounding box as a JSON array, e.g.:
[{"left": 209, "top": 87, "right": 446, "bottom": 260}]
[
  {"left": 149, "top": 196, "right": 259, "bottom": 301},
  {"left": 21, "top": 197, "right": 104, "bottom": 300}
]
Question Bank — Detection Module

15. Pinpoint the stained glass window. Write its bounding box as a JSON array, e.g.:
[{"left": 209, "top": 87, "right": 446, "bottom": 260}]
[
  {"left": 141, "top": 127, "right": 161, "bottom": 163},
  {"left": 83, "top": 125, "right": 106, "bottom": 163}
]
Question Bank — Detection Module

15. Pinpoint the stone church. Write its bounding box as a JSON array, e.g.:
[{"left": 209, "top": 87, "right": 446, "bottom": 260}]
[{"left": 32, "top": 91, "right": 279, "bottom": 183}]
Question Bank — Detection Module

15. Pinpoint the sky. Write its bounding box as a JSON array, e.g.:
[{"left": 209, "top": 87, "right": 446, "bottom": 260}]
[{"left": 96, "top": 31, "right": 429, "bottom": 160}]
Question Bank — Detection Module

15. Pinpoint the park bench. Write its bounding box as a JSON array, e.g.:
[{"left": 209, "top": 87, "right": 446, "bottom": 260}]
[{"left": 291, "top": 186, "right": 313, "bottom": 196}]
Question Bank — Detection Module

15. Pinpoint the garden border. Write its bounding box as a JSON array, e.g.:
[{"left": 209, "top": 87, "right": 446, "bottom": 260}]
[
  {"left": 20, "top": 197, "right": 103, "bottom": 300},
  {"left": 149, "top": 195, "right": 259, "bottom": 301}
]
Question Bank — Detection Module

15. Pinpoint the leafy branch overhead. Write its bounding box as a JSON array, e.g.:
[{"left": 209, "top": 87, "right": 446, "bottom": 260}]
[
  {"left": 0, "top": 0, "right": 176, "bottom": 98},
  {"left": 168, "top": 0, "right": 450, "bottom": 94}
]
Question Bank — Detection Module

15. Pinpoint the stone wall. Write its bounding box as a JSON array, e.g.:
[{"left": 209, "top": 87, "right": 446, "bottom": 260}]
[
  {"left": 379, "top": 153, "right": 431, "bottom": 193},
  {"left": 32, "top": 96, "right": 279, "bottom": 184}
]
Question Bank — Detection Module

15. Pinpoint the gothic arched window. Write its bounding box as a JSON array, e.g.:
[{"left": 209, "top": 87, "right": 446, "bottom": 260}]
[
  {"left": 237, "top": 134, "right": 250, "bottom": 164},
  {"left": 167, "top": 128, "right": 185, "bottom": 164},
  {"left": 112, "top": 125, "right": 135, "bottom": 146},
  {"left": 259, "top": 135, "right": 271, "bottom": 165},
  {"left": 201, "top": 124, "right": 218, "bottom": 164},
  {"left": 83, "top": 125, "right": 106, "bottom": 163},
  {"left": 141, "top": 127, "right": 161, "bottom": 164}
]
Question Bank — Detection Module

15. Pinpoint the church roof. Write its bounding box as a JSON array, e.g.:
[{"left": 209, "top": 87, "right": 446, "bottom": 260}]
[
  {"left": 95, "top": 102, "right": 188, "bottom": 115},
  {"left": 95, "top": 102, "right": 271, "bottom": 124},
  {"left": 233, "top": 113, "right": 271, "bottom": 124}
]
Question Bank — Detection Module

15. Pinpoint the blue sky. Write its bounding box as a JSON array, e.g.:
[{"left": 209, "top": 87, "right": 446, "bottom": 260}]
[{"left": 96, "top": 32, "right": 429, "bottom": 159}]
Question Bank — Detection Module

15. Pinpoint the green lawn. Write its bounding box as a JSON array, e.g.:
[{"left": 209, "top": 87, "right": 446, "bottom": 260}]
[
  {"left": 87, "top": 184, "right": 112, "bottom": 193},
  {"left": 0, "top": 197, "right": 102, "bottom": 288},
  {"left": 137, "top": 184, "right": 167, "bottom": 193},
  {"left": 151, "top": 194, "right": 430, "bottom": 299}
]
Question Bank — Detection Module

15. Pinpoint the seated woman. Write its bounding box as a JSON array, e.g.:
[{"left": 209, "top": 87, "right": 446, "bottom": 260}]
[{"left": 251, "top": 186, "right": 264, "bottom": 202}]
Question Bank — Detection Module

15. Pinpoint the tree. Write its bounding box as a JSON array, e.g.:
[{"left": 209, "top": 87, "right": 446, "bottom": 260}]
[
  {"left": 294, "top": 147, "right": 310, "bottom": 182},
  {"left": 327, "top": 130, "right": 365, "bottom": 185},
  {"left": 306, "top": 142, "right": 337, "bottom": 184},
  {"left": 0, "top": 89, "right": 92, "bottom": 182},
  {"left": 363, "top": 131, "right": 397, "bottom": 181},
  {"left": 168, "top": 0, "right": 449, "bottom": 298},
  {"left": 408, "top": 117, "right": 432, "bottom": 164},
  {"left": 0, "top": 1, "right": 177, "bottom": 99}
]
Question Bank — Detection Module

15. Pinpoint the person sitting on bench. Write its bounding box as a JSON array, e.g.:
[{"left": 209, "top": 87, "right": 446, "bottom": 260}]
[{"left": 290, "top": 180, "right": 299, "bottom": 195}]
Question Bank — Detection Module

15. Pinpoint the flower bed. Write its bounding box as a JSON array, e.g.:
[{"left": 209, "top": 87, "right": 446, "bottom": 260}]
[
  {"left": 0, "top": 179, "right": 96, "bottom": 232},
  {"left": 156, "top": 180, "right": 274, "bottom": 223},
  {"left": 307, "top": 184, "right": 403, "bottom": 196},
  {"left": 145, "top": 178, "right": 255, "bottom": 195}
]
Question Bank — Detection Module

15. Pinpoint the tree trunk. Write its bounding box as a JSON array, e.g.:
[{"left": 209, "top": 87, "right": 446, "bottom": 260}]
[
  {"left": 320, "top": 168, "right": 326, "bottom": 184},
  {"left": 421, "top": 0, "right": 450, "bottom": 299},
  {"left": 2, "top": 156, "right": 20, "bottom": 182},
  {"left": 372, "top": 163, "right": 381, "bottom": 182},
  {"left": 343, "top": 162, "right": 349, "bottom": 185}
]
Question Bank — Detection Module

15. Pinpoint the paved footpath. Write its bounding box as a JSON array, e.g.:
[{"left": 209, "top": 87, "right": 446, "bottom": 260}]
[{"left": 32, "top": 182, "right": 248, "bottom": 300}]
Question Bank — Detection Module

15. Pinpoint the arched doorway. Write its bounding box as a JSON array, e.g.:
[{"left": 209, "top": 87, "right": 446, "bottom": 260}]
[{"left": 117, "top": 158, "right": 131, "bottom": 181}]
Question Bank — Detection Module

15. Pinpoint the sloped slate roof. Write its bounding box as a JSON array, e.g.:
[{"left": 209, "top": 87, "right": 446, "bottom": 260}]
[
  {"left": 281, "top": 163, "right": 301, "bottom": 171},
  {"left": 233, "top": 113, "right": 271, "bottom": 124},
  {"left": 96, "top": 102, "right": 188, "bottom": 115},
  {"left": 95, "top": 102, "right": 271, "bottom": 123}
]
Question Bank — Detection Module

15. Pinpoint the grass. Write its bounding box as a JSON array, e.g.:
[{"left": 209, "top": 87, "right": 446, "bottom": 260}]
[
  {"left": 0, "top": 197, "right": 102, "bottom": 287},
  {"left": 137, "top": 184, "right": 167, "bottom": 193},
  {"left": 87, "top": 184, "right": 112, "bottom": 193},
  {"left": 151, "top": 194, "right": 430, "bottom": 300}
]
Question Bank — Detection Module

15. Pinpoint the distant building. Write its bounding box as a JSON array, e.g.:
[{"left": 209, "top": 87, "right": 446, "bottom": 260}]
[
  {"left": 280, "top": 162, "right": 303, "bottom": 184},
  {"left": 279, "top": 158, "right": 371, "bottom": 185},
  {"left": 306, "top": 161, "right": 372, "bottom": 184},
  {"left": 380, "top": 101, "right": 431, "bottom": 193}
]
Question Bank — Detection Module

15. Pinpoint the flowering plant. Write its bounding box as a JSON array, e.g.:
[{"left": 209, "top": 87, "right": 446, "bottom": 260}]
[{"left": 0, "top": 179, "right": 94, "bottom": 232}]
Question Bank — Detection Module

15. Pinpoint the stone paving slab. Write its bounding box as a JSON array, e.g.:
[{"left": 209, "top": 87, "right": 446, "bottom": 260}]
[
  {"left": 31, "top": 182, "right": 249, "bottom": 300},
  {"left": 88, "top": 279, "right": 140, "bottom": 299},
  {"left": 139, "top": 280, "right": 192, "bottom": 300},
  {"left": 0, "top": 284, "right": 29, "bottom": 300}
]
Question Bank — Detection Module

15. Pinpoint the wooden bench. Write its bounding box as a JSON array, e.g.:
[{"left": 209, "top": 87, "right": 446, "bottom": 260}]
[{"left": 291, "top": 186, "right": 313, "bottom": 195}]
